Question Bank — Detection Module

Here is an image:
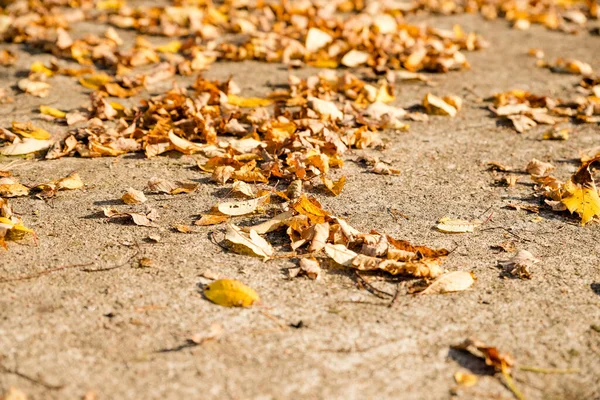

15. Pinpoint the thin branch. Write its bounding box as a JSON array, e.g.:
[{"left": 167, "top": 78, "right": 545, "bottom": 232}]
[
  {"left": 0, "top": 262, "right": 94, "bottom": 283},
  {"left": 0, "top": 364, "right": 64, "bottom": 390}
]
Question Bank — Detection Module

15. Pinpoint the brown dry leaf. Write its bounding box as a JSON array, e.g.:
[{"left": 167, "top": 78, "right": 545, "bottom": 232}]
[
  {"left": 324, "top": 243, "right": 358, "bottom": 267},
  {"left": 231, "top": 181, "right": 255, "bottom": 198},
  {"left": 372, "top": 162, "right": 400, "bottom": 175},
  {"left": 352, "top": 254, "right": 444, "bottom": 278},
  {"left": 211, "top": 165, "right": 236, "bottom": 185},
  {"left": 453, "top": 338, "right": 514, "bottom": 374},
  {"left": 35, "top": 172, "right": 83, "bottom": 197},
  {"left": 0, "top": 178, "right": 30, "bottom": 198},
  {"left": 423, "top": 93, "right": 458, "bottom": 117},
  {"left": 308, "top": 97, "right": 343, "bottom": 121},
  {"left": 147, "top": 177, "right": 198, "bottom": 194},
  {"left": 419, "top": 271, "right": 475, "bottom": 294},
  {"left": 246, "top": 210, "right": 295, "bottom": 234},
  {"left": 297, "top": 258, "right": 321, "bottom": 280},
  {"left": 506, "top": 203, "right": 540, "bottom": 213},
  {"left": 553, "top": 58, "right": 593, "bottom": 76},
  {"left": 225, "top": 223, "right": 274, "bottom": 259},
  {"left": 216, "top": 195, "right": 268, "bottom": 216},
  {"left": 526, "top": 159, "right": 555, "bottom": 177},
  {"left": 436, "top": 217, "right": 481, "bottom": 233},
  {"left": 203, "top": 279, "right": 259, "bottom": 307},
  {"left": 487, "top": 161, "right": 513, "bottom": 172},
  {"left": 499, "top": 250, "right": 540, "bottom": 279},
  {"left": 189, "top": 323, "right": 224, "bottom": 345},
  {"left": 543, "top": 127, "right": 569, "bottom": 140},
  {"left": 321, "top": 176, "right": 346, "bottom": 196},
  {"left": 173, "top": 224, "right": 192, "bottom": 233},
  {"left": 292, "top": 195, "right": 330, "bottom": 224},
  {"left": 122, "top": 188, "right": 147, "bottom": 204},
  {"left": 308, "top": 222, "right": 329, "bottom": 252},
  {"left": 11, "top": 122, "right": 51, "bottom": 140},
  {"left": 508, "top": 114, "right": 537, "bottom": 133},
  {"left": 195, "top": 213, "right": 229, "bottom": 226},
  {"left": 103, "top": 208, "right": 158, "bottom": 227}
]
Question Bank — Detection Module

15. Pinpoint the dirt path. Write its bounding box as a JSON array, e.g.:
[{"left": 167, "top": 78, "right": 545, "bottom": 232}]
[{"left": 1, "top": 8, "right": 600, "bottom": 400}]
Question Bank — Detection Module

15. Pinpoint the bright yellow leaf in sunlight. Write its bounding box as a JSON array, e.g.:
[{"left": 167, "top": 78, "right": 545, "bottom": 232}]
[
  {"left": 203, "top": 279, "right": 259, "bottom": 307},
  {"left": 227, "top": 95, "right": 273, "bottom": 108},
  {"left": 561, "top": 180, "right": 600, "bottom": 225},
  {"left": 40, "top": 105, "right": 66, "bottom": 118}
]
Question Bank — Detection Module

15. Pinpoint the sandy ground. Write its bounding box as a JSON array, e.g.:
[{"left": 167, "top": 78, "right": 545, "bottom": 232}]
[{"left": 1, "top": 12, "right": 600, "bottom": 400}]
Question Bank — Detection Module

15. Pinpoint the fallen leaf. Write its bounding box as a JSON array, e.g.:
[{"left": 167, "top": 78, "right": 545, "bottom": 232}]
[
  {"left": 526, "top": 159, "right": 555, "bottom": 177},
  {"left": 0, "top": 138, "right": 52, "bottom": 155},
  {"left": 11, "top": 122, "right": 51, "bottom": 140},
  {"left": 217, "top": 195, "right": 268, "bottom": 216},
  {"left": 40, "top": 105, "right": 66, "bottom": 119},
  {"left": 321, "top": 175, "right": 346, "bottom": 196},
  {"left": 561, "top": 180, "right": 600, "bottom": 225},
  {"left": 372, "top": 162, "right": 400, "bottom": 175},
  {"left": 305, "top": 28, "right": 333, "bottom": 53},
  {"left": 423, "top": 93, "right": 458, "bottom": 117},
  {"left": 453, "top": 338, "right": 514, "bottom": 373},
  {"left": 324, "top": 243, "right": 358, "bottom": 267},
  {"left": 499, "top": 250, "right": 540, "bottom": 279},
  {"left": 436, "top": 217, "right": 480, "bottom": 233},
  {"left": 147, "top": 177, "right": 198, "bottom": 194},
  {"left": 195, "top": 213, "right": 229, "bottom": 226},
  {"left": 225, "top": 223, "right": 274, "bottom": 259},
  {"left": 122, "top": 187, "right": 147, "bottom": 204},
  {"left": 203, "top": 279, "right": 259, "bottom": 307},
  {"left": 297, "top": 258, "right": 321, "bottom": 280},
  {"left": 419, "top": 271, "right": 475, "bottom": 294},
  {"left": 543, "top": 127, "right": 569, "bottom": 140},
  {"left": 227, "top": 95, "right": 273, "bottom": 108}
]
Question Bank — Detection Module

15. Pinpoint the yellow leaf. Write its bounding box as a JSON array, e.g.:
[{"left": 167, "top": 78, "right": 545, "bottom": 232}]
[
  {"left": 203, "top": 279, "right": 259, "bottom": 307},
  {"left": 307, "top": 60, "right": 339, "bottom": 69},
  {"left": 227, "top": 95, "right": 273, "bottom": 108},
  {"left": 455, "top": 371, "right": 478, "bottom": 387},
  {"left": 156, "top": 41, "right": 182, "bottom": 53},
  {"left": 322, "top": 176, "right": 346, "bottom": 196},
  {"left": 40, "top": 105, "right": 66, "bottom": 118},
  {"left": 11, "top": 122, "right": 51, "bottom": 140},
  {"left": 30, "top": 61, "right": 54, "bottom": 76},
  {"left": 79, "top": 74, "right": 112, "bottom": 90},
  {"left": 561, "top": 181, "right": 600, "bottom": 225},
  {"left": 96, "top": 0, "right": 124, "bottom": 10}
]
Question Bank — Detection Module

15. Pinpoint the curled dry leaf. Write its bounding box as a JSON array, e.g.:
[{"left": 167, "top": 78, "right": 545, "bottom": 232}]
[
  {"left": 499, "top": 249, "right": 540, "bottom": 279},
  {"left": 305, "top": 27, "right": 333, "bottom": 53},
  {"left": 195, "top": 213, "right": 229, "bottom": 226},
  {"left": 321, "top": 175, "right": 346, "bottom": 196},
  {"left": 147, "top": 177, "right": 198, "bottom": 194},
  {"left": 225, "top": 223, "right": 274, "bottom": 259},
  {"left": 526, "top": 159, "right": 555, "bottom": 177},
  {"left": 436, "top": 217, "right": 481, "bottom": 233},
  {"left": 423, "top": 93, "right": 458, "bottom": 117},
  {"left": 293, "top": 258, "right": 321, "bottom": 280},
  {"left": 308, "top": 222, "right": 329, "bottom": 252},
  {"left": 419, "top": 271, "right": 475, "bottom": 294},
  {"left": 453, "top": 338, "right": 514, "bottom": 373},
  {"left": 103, "top": 208, "right": 158, "bottom": 227},
  {"left": 122, "top": 187, "right": 147, "bottom": 204},
  {"left": 0, "top": 178, "right": 30, "bottom": 198},
  {"left": 372, "top": 162, "right": 400, "bottom": 175},
  {"left": 203, "top": 279, "right": 259, "bottom": 307},
  {"left": 231, "top": 181, "right": 255, "bottom": 198},
  {"left": 543, "top": 127, "right": 569, "bottom": 141},
  {"left": 324, "top": 243, "right": 358, "bottom": 267}
]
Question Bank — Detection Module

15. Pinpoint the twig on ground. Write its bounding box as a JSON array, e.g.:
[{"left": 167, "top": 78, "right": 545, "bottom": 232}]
[
  {"left": 519, "top": 366, "right": 580, "bottom": 374},
  {"left": 354, "top": 271, "right": 394, "bottom": 299},
  {"left": 0, "top": 262, "right": 94, "bottom": 283},
  {"left": 0, "top": 364, "right": 64, "bottom": 390}
]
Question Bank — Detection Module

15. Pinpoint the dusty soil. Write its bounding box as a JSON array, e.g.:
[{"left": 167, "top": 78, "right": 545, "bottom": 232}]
[{"left": 1, "top": 12, "right": 600, "bottom": 400}]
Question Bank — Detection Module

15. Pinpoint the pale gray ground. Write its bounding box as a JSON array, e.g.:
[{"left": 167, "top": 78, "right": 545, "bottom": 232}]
[{"left": 1, "top": 12, "right": 600, "bottom": 400}]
